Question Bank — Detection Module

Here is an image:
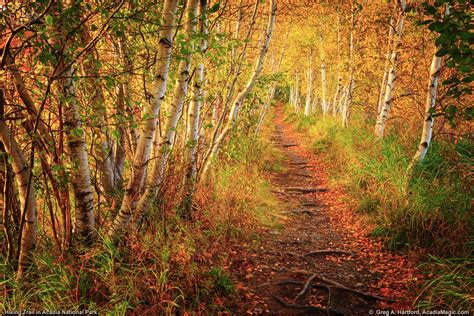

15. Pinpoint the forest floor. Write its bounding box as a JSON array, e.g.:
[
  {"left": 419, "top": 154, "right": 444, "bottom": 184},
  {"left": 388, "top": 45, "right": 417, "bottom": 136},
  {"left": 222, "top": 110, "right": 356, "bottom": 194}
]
[{"left": 230, "top": 106, "right": 421, "bottom": 315}]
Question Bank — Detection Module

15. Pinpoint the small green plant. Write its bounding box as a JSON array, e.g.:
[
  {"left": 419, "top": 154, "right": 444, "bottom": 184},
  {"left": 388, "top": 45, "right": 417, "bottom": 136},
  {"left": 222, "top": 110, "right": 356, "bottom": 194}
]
[{"left": 208, "top": 267, "right": 234, "bottom": 295}]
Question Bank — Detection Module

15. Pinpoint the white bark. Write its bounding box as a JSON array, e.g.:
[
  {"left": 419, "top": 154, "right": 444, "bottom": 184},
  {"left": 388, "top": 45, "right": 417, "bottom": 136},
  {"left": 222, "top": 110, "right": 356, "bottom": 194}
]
[
  {"left": 375, "top": 0, "right": 407, "bottom": 138},
  {"left": 339, "top": 84, "right": 349, "bottom": 125},
  {"left": 256, "top": 85, "right": 276, "bottom": 136},
  {"left": 108, "top": 0, "right": 178, "bottom": 240},
  {"left": 292, "top": 75, "right": 300, "bottom": 112},
  {"left": 134, "top": 0, "right": 199, "bottom": 223},
  {"left": 304, "top": 50, "right": 313, "bottom": 116},
  {"left": 320, "top": 34, "right": 327, "bottom": 115},
  {"left": 182, "top": 0, "right": 208, "bottom": 217},
  {"left": 332, "top": 15, "right": 341, "bottom": 116},
  {"left": 0, "top": 90, "right": 37, "bottom": 275},
  {"left": 377, "top": 15, "right": 396, "bottom": 117},
  {"left": 343, "top": 80, "right": 355, "bottom": 127},
  {"left": 411, "top": 51, "right": 441, "bottom": 163},
  {"left": 205, "top": 1, "right": 260, "bottom": 167},
  {"left": 343, "top": 2, "right": 357, "bottom": 127},
  {"left": 62, "top": 66, "right": 96, "bottom": 242},
  {"left": 80, "top": 31, "right": 115, "bottom": 197},
  {"left": 410, "top": 6, "right": 449, "bottom": 165},
  {"left": 201, "top": 0, "right": 277, "bottom": 178},
  {"left": 256, "top": 31, "right": 287, "bottom": 136},
  {"left": 333, "top": 75, "right": 341, "bottom": 116}
]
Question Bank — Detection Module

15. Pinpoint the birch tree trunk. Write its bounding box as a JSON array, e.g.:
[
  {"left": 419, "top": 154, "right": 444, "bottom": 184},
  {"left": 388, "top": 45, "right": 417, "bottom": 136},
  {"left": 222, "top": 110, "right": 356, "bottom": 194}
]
[
  {"left": 339, "top": 84, "right": 349, "bottom": 123},
  {"left": 256, "top": 85, "right": 276, "bottom": 136},
  {"left": 292, "top": 75, "right": 300, "bottom": 112},
  {"left": 256, "top": 31, "right": 287, "bottom": 136},
  {"left": 343, "top": 2, "right": 357, "bottom": 128},
  {"left": 200, "top": 0, "right": 277, "bottom": 178},
  {"left": 80, "top": 29, "right": 115, "bottom": 197},
  {"left": 203, "top": 1, "right": 259, "bottom": 176},
  {"left": 0, "top": 90, "right": 37, "bottom": 275},
  {"left": 134, "top": 0, "right": 199, "bottom": 224},
  {"left": 375, "top": 0, "right": 407, "bottom": 138},
  {"left": 332, "top": 15, "right": 341, "bottom": 116},
  {"left": 114, "top": 82, "right": 126, "bottom": 191},
  {"left": 304, "top": 49, "right": 313, "bottom": 116},
  {"left": 62, "top": 66, "right": 96, "bottom": 243},
  {"left": 410, "top": 49, "right": 442, "bottom": 163},
  {"left": 377, "top": 15, "right": 396, "bottom": 117},
  {"left": 182, "top": 0, "right": 208, "bottom": 218},
  {"left": 333, "top": 75, "right": 341, "bottom": 116},
  {"left": 320, "top": 34, "right": 328, "bottom": 115},
  {"left": 295, "top": 75, "right": 300, "bottom": 112},
  {"left": 108, "top": 0, "right": 178, "bottom": 240}
]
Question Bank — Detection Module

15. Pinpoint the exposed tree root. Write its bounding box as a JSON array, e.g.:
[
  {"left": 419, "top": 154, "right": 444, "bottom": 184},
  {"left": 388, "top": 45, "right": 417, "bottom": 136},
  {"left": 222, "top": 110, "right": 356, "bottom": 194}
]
[
  {"left": 277, "top": 239, "right": 308, "bottom": 245},
  {"left": 289, "top": 209, "right": 317, "bottom": 215},
  {"left": 291, "top": 270, "right": 395, "bottom": 302},
  {"left": 305, "top": 250, "right": 354, "bottom": 257},
  {"left": 316, "top": 275, "right": 395, "bottom": 302},
  {"left": 285, "top": 187, "right": 329, "bottom": 193},
  {"left": 295, "top": 173, "right": 312, "bottom": 178},
  {"left": 295, "top": 273, "right": 317, "bottom": 300},
  {"left": 287, "top": 251, "right": 311, "bottom": 263},
  {"left": 300, "top": 202, "right": 318, "bottom": 207},
  {"left": 289, "top": 161, "right": 308, "bottom": 165}
]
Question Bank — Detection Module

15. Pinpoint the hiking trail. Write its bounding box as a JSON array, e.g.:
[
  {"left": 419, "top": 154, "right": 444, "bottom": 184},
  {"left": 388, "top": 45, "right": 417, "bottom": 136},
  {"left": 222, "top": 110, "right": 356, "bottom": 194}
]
[{"left": 231, "top": 106, "right": 418, "bottom": 315}]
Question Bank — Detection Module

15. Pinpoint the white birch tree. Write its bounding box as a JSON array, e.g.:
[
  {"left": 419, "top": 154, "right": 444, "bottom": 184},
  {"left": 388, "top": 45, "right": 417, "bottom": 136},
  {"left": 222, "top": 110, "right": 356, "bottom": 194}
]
[
  {"left": 375, "top": 0, "right": 407, "bottom": 137},
  {"left": 108, "top": 0, "right": 178, "bottom": 240}
]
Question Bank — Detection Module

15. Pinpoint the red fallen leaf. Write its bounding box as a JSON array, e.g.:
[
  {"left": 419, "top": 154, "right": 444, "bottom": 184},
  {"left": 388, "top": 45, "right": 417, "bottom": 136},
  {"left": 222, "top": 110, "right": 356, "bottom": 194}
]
[
  {"left": 379, "top": 287, "right": 391, "bottom": 295},
  {"left": 235, "top": 282, "right": 246, "bottom": 290},
  {"left": 214, "top": 297, "right": 224, "bottom": 305}
]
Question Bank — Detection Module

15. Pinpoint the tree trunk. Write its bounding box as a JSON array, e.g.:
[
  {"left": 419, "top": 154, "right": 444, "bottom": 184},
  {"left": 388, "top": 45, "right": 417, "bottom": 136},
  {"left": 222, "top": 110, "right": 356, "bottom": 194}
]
[
  {"left": 62, "top": 66, "right": 96, "bottom": 243},
  {"left": 304, "top": 49, "right": 313, "bottom": 117},
  {"left": 134, "top": 0, "right": 199, "bottom": 224},
  {"left": 80, "top": 29, "right": 115, "bottom": 198},
  {"left": 377, "top": 14, "right": 396, "bottom": 117},
  {"left": 0, "top": 89, "right": 37, "bottom": 275},
  {"left": 200, "top": 0, "right": 277, "bottom": 179},
  {"left": 320, "top": 34, "right": 327, "bottom": 115},
  {"left": 182, "top": 0, "right": 209, "bottom": 218},
  {"left": 108, "top": 0, "right": 179, "bottom": 240},
  {"left": 343, "top": 1, "right": 357, "bottom": 128},
  {"left": 332, "top": 15, "right": 341, "bottom": 116},
  {"left": 410, "top": 49, "right": 442, "bottom": 163},
  {"left": 375, "top": 0, "right": 407, "bottom": 138}
]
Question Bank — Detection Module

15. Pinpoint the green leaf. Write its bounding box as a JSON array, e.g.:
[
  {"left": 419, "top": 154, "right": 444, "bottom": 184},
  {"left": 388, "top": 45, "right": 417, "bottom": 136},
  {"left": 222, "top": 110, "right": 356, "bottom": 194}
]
[
  {"left": 45, "top": 15, "right": 54, "bottom": 26},
  {"left": 209, "top": 3, "right": 220, "bottom": 13}
]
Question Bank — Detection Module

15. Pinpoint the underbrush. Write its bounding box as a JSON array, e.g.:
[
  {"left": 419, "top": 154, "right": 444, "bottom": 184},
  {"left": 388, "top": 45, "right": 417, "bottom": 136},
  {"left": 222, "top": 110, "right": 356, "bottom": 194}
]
[
  {"left": 284, "top": 105, "right": 473, "bottom": 310},
  {"left": 1, "top": 131, "right": 283, "bottom": 314}
]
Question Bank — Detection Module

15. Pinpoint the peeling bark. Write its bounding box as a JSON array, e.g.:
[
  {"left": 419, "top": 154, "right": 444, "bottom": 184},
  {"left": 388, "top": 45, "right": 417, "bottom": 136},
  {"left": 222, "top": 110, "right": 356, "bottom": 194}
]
[
  {"left": 375, "top": 0, "right": 407, "bottom": 137},
  {"left": 200, "top": 0, "right": 277, "bottom": 178},
  {"left": 0, "top": 90, "right": 37, "bottom": 275},
  {"left": 108, "top": 0, "right": 179, "bottom": 240}
]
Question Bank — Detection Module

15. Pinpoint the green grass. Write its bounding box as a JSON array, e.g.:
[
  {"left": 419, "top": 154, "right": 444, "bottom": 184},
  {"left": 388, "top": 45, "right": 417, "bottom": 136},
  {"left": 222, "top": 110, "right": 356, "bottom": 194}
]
[
  {"left": 416, "top": 256, "right": 473, "bottom": 310},
  {"left": 285, "top": 104, "right": 473, "bottom": 310}
]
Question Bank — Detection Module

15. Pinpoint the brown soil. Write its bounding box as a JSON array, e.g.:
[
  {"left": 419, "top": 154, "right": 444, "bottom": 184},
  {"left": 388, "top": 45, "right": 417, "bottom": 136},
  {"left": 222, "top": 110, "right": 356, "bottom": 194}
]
[{"left": 230, "top": 107, "right": 418, "bottom": 315}]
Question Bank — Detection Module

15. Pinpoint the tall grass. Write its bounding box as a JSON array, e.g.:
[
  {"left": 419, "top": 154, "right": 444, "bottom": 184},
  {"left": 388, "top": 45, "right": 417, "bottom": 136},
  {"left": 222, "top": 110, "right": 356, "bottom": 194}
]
[{"left": 285, "top": 106, "right": 473, "bottom": 310}]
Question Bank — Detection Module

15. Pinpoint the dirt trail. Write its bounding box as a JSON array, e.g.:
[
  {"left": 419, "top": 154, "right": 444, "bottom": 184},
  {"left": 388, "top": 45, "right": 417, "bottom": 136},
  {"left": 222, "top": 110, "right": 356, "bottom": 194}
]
[{"left": 232, "top": 107, "right": 417, "bottom": 315}]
